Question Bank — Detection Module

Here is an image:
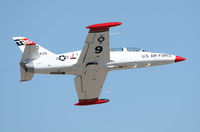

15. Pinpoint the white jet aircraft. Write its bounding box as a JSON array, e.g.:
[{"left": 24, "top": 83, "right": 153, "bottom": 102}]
[{"left": 13, "top": 22, "right": 186, "bottom": 106}]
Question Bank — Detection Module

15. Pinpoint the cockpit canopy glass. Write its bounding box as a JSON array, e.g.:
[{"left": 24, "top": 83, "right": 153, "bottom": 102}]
[
  {"left": 110, "top": 48, "right": 123, "bottom": 51},
  {"left": 110, "top": 47, "right": 146, "bottom": 52}
]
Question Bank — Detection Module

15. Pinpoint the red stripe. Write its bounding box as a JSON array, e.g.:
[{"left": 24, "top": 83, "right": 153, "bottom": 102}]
[
  {"left": 86, "top": 22, "right": 122, "bottom": 31},
  {"left": 74, "top": 98, "right": 109, "bottom": 106},
  {"left": 23, "top": 38, "right": 36, "bottom": 45}
]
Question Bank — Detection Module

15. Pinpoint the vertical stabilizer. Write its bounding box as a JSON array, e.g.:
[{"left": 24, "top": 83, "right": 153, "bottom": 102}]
[{"left": 13, "top": 37, "right": 55, "bottom": 56}]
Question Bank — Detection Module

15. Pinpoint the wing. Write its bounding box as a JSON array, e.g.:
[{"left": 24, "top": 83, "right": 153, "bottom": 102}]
[
  {"left": 74, "top": 70, "right": 108, "bottom": 105},
  {"left": 77, "top": 22, "right": 122, "bottom": 66},
  {"left": 74, "top": 22, "right": 122, "bottom": 105}
]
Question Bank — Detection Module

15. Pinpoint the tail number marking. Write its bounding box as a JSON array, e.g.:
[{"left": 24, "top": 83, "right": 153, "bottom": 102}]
[
  {"left": 40, "top": 52, "right": 47, "bottom": 55},
  {"left": 95, "top": 46, "right": 103, "bottom": 54}
]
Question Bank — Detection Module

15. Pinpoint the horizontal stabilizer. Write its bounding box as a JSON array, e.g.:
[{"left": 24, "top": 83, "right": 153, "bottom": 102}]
[
  {"left": 20, "top": 62, "right": 34, "bottom": 82},
  {"left": 21, "top": 42, "right": 40, "bottom": 62}
]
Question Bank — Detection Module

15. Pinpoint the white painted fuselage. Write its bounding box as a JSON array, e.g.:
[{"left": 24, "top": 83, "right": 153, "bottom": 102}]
[{"left": 31, "top": 47, "right": 176, "bottom": 75}]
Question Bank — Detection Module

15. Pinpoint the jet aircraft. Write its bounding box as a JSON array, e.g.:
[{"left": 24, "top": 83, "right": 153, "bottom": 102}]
[{"left": 13, "top": 22, "right": 186, "bottom": 105}]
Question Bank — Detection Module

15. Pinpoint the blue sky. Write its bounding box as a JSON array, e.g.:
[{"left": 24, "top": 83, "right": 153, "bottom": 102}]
[{"left": 0, "top": 0, "right": 199, "bottom": 132}]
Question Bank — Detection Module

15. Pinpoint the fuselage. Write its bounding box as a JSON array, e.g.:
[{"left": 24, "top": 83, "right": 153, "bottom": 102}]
[{"left": 30, "top": 47, "right": 177, "bottom": 75}]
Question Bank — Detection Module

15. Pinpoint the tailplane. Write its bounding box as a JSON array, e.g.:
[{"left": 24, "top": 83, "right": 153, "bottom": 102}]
[
  {"left": 20, "top": 62, "right": 34, "bottom": 82},
  {"left": 21, "top": 40, "right": 40, "bottom": 62}
]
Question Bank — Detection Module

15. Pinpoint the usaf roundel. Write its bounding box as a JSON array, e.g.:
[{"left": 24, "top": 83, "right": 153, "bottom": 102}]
[{"left": 59, "top": 55, "right": 66, "bottom": 61}]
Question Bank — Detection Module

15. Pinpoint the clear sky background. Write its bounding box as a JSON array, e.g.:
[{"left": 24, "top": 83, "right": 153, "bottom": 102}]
[{"left": 0, "top": 0, "right": 199, "bottom": 132}]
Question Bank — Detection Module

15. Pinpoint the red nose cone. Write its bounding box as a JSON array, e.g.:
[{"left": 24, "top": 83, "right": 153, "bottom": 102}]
[{"left": 174, "top": 56, "right": 186, "bottom": 63}]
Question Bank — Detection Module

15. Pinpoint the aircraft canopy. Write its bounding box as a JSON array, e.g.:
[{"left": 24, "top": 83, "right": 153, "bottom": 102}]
[{"left": 110, "top": 47, "right": 146, "bottom": 52}]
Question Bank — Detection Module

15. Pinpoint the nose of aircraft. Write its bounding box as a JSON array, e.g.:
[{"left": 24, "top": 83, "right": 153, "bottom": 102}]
[{"left": 174, "top": 56, "right": 186, "bottom": 63}]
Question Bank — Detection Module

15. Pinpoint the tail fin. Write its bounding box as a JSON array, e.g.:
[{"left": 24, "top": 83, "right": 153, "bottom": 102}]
[
  {"left": 13, "top": 37, "right": 55, "bottom": 56},
  {"left": 21, "top": 39, "right": 40, "bottom": 61}
]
